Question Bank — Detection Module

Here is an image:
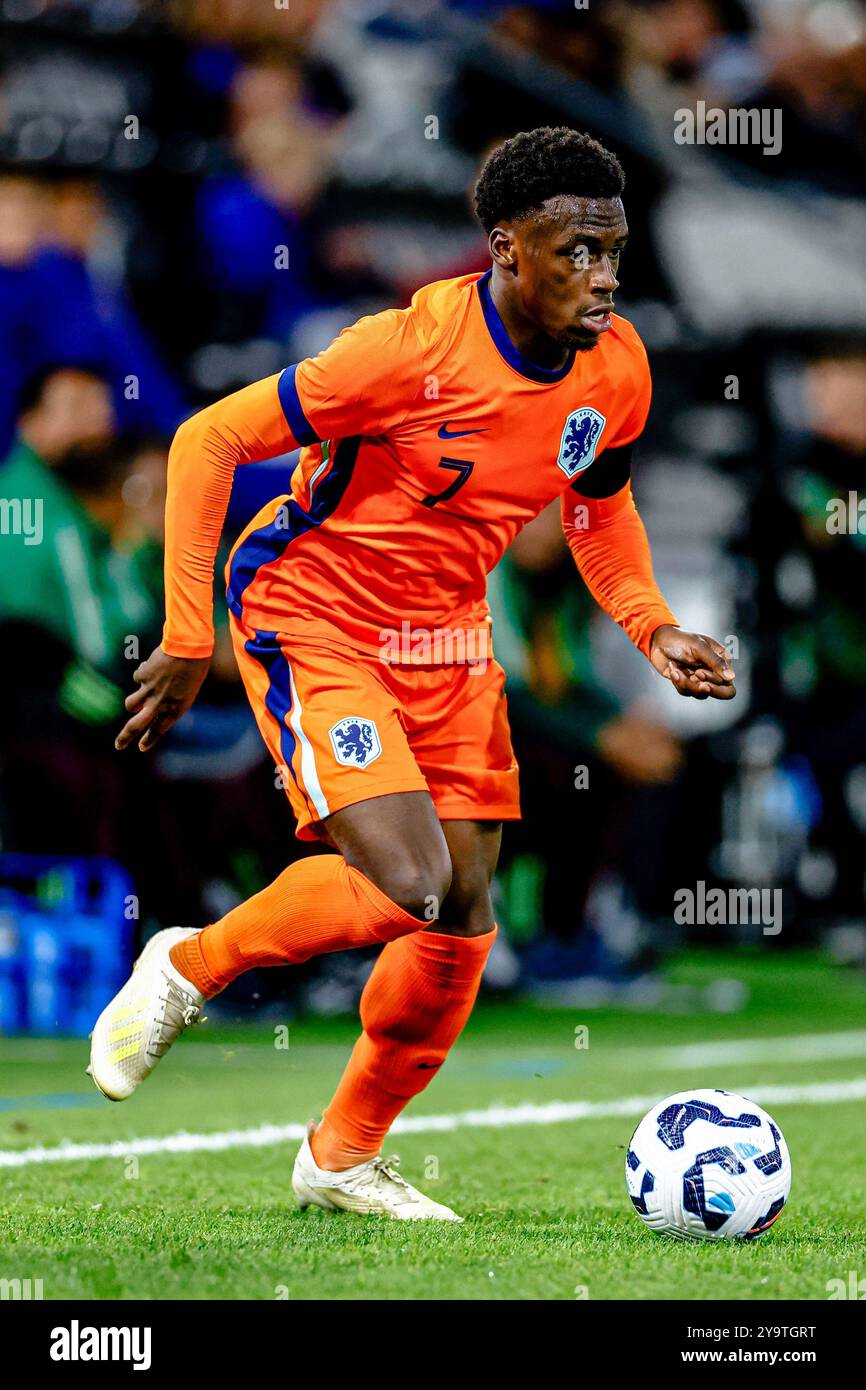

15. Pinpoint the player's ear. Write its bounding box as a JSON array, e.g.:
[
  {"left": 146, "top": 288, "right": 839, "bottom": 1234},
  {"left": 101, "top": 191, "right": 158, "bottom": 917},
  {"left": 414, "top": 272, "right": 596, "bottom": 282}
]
[{"left": 489, "top": 224, "right": 518, "bottom": 273}]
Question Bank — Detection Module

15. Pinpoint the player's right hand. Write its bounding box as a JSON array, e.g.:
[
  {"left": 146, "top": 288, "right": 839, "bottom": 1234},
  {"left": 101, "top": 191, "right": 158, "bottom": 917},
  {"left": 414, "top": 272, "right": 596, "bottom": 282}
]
[{"left": 115, "top": 646, "right": 211, "bottom": 752}]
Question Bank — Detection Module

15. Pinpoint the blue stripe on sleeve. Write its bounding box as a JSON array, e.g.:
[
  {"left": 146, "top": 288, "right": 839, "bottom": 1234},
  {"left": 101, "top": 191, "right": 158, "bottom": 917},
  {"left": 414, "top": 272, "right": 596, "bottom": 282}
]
[{"left": 278, "top": 365, "right": 320, "bottom": 446}]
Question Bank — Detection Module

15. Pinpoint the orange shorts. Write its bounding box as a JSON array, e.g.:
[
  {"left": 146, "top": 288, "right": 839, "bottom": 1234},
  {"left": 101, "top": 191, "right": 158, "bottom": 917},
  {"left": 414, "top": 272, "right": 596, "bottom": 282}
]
[{"left": 230, "top": 617, "right": 521, "bottom": 841}]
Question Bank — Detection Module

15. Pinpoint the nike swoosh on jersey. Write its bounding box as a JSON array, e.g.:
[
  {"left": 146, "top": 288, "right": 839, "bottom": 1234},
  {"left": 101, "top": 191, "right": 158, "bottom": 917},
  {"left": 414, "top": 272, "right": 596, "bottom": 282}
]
[{"left": 437, "top": 424, "right": 487, "bottom": 439}]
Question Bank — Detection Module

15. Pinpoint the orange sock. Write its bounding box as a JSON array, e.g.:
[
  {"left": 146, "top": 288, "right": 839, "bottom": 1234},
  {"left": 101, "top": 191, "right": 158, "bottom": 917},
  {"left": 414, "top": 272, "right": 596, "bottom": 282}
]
[
  {"left": 310, "top": 925, "right": 497, "bottom": 1171},
  {"left": 169, "top": 855, "right": 424, "bottom": 998}
]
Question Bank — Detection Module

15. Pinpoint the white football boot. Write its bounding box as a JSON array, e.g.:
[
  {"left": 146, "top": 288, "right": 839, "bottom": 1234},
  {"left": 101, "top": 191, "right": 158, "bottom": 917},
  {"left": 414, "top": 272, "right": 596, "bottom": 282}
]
[
  {"left": 292, "top": 1122, "right": 463, "bottom": 1221},
  {"left": 87, "top": 927, "right": 207, "bottom": 1101}
]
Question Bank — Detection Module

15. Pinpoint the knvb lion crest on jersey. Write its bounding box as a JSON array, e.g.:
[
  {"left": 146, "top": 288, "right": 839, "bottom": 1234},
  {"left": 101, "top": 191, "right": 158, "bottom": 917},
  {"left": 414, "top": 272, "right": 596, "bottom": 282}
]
[
  {"left": 329, "top": 716, "right": 382, "bottom": 769},
  {"left": 556, "top": 407, "right": 606, "bottom": 478}
]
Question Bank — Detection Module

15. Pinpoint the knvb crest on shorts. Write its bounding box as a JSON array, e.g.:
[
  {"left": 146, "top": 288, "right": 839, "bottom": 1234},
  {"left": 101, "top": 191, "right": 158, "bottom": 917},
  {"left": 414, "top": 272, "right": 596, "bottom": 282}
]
[
  {"left": 329, "top": 716, "right": 382, "bottom": 769},
  {"left": 556, "top": 407, "right": 606, "bottom": 478}
]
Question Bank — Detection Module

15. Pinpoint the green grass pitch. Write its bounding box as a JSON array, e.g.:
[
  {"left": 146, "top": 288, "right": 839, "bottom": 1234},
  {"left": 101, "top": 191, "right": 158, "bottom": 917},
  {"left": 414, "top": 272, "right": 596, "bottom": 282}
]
[{"left": 1, "top": 949, "right": 864, "bottom": 1300}]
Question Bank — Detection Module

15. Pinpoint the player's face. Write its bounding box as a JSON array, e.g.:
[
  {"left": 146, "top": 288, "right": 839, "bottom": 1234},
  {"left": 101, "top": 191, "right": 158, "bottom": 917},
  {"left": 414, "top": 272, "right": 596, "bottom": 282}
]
[{"left": 499, "top": 196, "right": 629, "bottom": 352}]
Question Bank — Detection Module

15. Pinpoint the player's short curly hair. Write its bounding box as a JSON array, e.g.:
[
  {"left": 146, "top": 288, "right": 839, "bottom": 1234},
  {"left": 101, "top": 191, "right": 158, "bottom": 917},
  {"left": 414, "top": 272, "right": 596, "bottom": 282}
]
[{"left": 473, "top": 127, "right": 625, "bottom": 233}]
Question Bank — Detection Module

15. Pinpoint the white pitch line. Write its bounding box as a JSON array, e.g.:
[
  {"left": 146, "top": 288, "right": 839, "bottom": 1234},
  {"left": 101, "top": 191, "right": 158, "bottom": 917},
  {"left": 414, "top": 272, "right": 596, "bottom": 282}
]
[
  {"left": 1, "top": 1076, "right": 864, "bottom": 1170},
  {"left": 650, "top": 1030, "right": 866, "bottom": 1068}
]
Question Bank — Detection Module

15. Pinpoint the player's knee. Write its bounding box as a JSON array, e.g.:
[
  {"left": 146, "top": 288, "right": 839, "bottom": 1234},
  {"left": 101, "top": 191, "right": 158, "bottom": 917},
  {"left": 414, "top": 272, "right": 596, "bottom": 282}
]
[
  {"left": 378, "top": 849, "right": 453, "bottom": 922},
  {"left": 438, "top": 883, "right": 496, "bottom": 937},
  {"left": 459, "top": 899, "right": 497, "bottom": 937}
]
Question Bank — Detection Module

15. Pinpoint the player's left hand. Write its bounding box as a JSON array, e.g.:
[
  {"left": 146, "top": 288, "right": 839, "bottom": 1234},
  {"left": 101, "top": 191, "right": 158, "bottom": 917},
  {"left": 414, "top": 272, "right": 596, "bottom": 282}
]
[{"left": 648, "top": 625, "right": 736, "bottom": 700}]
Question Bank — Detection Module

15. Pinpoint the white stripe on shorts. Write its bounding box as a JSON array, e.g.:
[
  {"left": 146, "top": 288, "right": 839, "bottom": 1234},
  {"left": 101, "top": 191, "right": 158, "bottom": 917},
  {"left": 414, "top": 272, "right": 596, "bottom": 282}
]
[{"left": 285, "top": 657, "right": 330, "bottom": 821}]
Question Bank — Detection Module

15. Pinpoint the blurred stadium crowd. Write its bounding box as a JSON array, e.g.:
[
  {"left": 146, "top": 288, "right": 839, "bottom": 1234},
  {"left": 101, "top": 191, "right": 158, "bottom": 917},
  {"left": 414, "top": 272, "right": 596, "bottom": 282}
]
[{"left": 1, "top": 0, "right": 865, "bottom": 1017}]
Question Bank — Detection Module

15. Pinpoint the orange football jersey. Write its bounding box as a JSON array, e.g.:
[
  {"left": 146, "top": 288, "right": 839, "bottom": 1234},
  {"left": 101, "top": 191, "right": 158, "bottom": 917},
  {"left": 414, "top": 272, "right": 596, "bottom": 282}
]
[{"left": 162, "top": 271, "right": 672, "bottom": 662}]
